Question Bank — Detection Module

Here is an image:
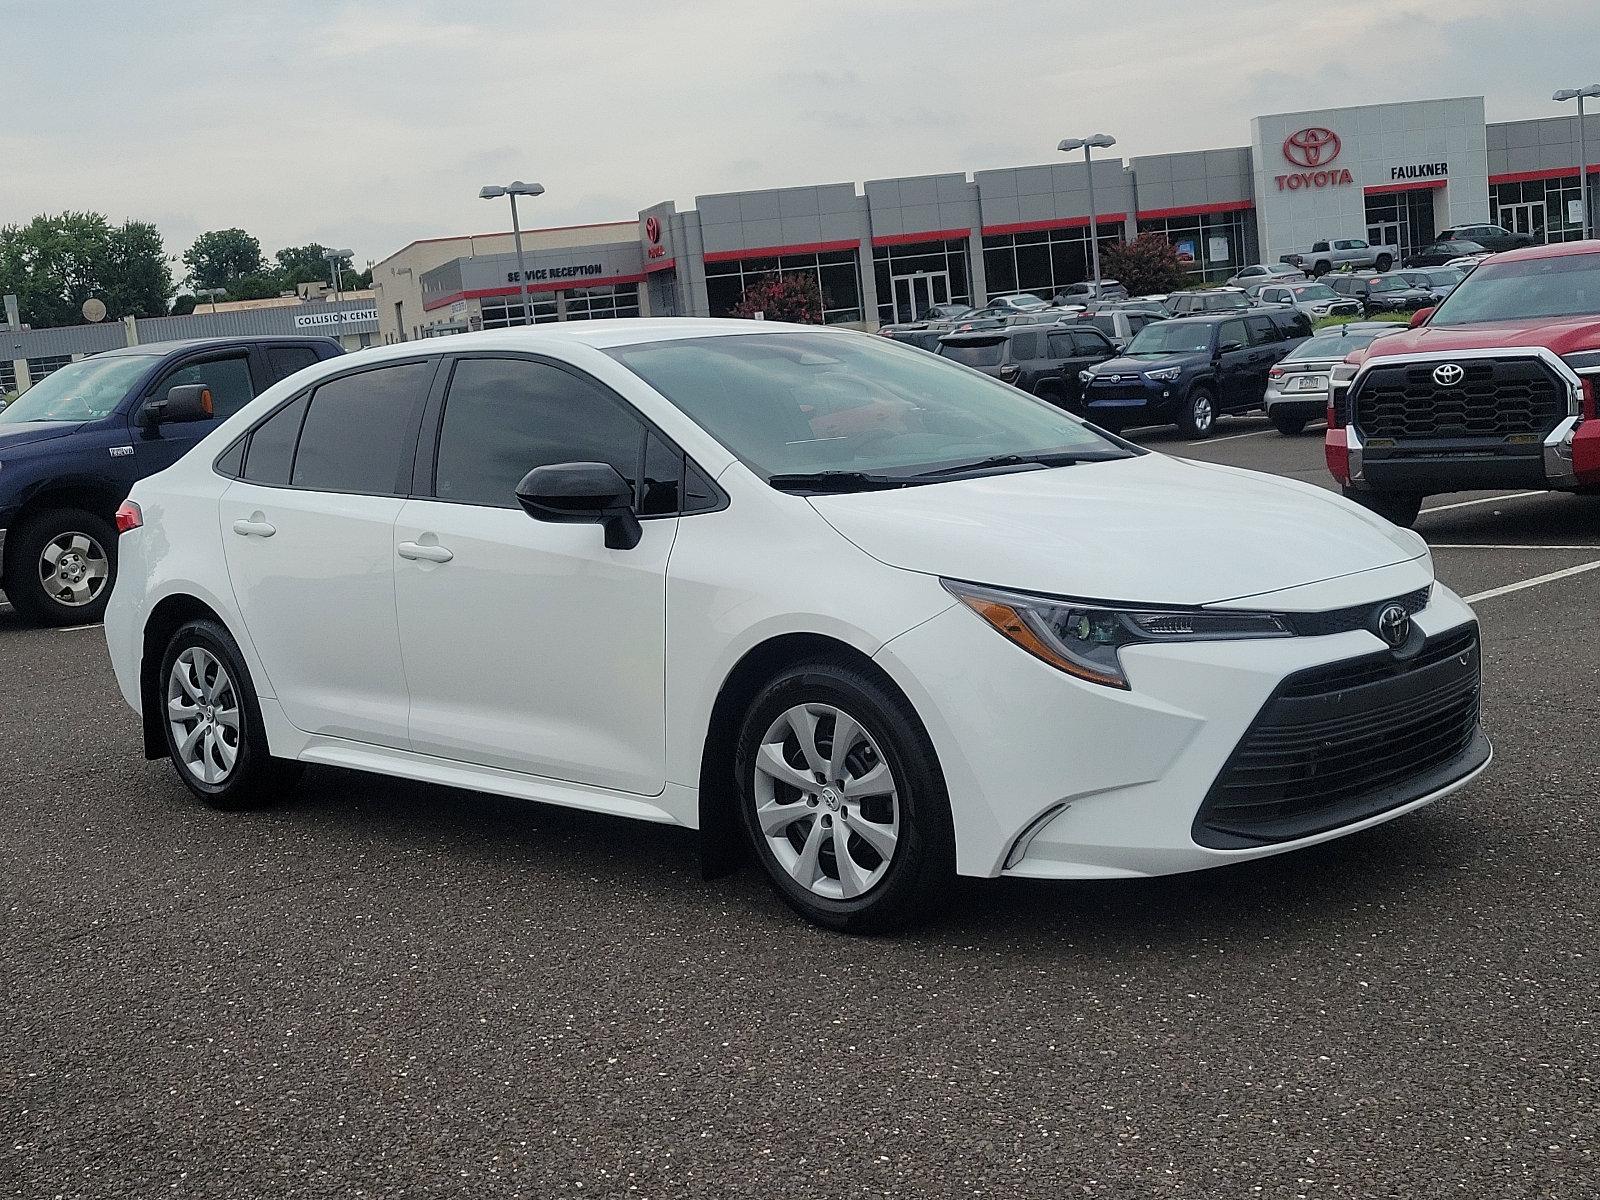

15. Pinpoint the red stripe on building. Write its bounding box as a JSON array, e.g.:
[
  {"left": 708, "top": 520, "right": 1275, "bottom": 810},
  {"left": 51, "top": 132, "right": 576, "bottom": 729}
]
[
  {"left": 870, "top": 228, "right": 971, "bottom": 248},
  {"left": 980, "top": 213, "right": 1128, "bottom": 237},
  {"left": 645, "top": 257, "right": 676, "bottom": 274},
  {"left": 1488, "top": 166, "right": 1600, "bottom": 185},
  {"left": 1363, "top": 180, "right": 1447, "bottom": 196},
  {"left": 422, "top": 273, "right": 647, "bottom": 311},
  {"left": 1135, "top": 200, "right": 1254, "bottom": 220},
  {"left": 701, "top": 239, "right": 859, "bottom": 263}
]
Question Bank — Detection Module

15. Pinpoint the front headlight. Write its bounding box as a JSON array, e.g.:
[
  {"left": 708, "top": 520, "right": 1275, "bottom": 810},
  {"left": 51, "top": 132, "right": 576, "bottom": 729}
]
[
  {"left": 1144, "top": 366, "right": 1181, "bottom": 383},
  {"left": 943, "top": 580, "right": 1290, "bottom": 689}
]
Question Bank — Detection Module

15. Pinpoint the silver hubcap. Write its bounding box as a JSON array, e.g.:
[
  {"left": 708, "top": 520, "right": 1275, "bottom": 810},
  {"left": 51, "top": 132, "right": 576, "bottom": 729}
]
[
  {"left": 39, "top": 532, "right": 109, "bottom": 607},
  {"left": 167, "top": 647, "right": 241, "bottom": 785},
  {"left": 1193, "top": 395, "right": 1214, "bottom": 431},
  {"left": 753, "top": 703, "right": 900, "bottom": 900}
]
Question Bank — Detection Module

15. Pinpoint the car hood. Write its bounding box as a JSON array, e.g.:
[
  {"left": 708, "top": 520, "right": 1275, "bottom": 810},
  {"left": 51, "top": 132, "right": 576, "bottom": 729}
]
[
  {"left": 1368, "top": 313, "right": 1600, "bottom": 357},
  {"left": 808, "top": 453, "right": 1426, "bottom": 606},
  {"left": 0, "top": 421, "right": 84, "bottom": 451},
  {"left": 1089, "top": 353, "right": 1203, "bottom": 376}
]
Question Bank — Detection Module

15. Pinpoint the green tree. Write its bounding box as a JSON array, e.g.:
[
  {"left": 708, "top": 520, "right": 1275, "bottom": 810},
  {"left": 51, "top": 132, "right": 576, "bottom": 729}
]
[
  {"left": 0, "top": 211, "right": 172, "bottom": 328},
  {"left": 182, "top": 228, "right": 264, "bottom": 292},
  {"left": 171, "top": 293, "right": 198, "bottom": 315},
  {"left": 274, "top": 243, "right": 347, "bottom": 291},
  {"left": 1099, "top": 233, "right": 1188, "bottom": 298}
]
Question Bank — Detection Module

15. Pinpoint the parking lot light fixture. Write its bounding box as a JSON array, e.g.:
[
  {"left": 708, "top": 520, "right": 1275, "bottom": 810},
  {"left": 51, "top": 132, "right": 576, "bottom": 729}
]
[
  {"left": 322, "top": 247, "right": 354, "bottom": 303},
  {"left": 1552, "top": 86, "right": 1600, "bottom": 239},
  {"left": 1059, "top": 134, "right": 1118, "bottom": 296},
  {"left": 480, "top": 180, "right": 546, "bottom": 325}
]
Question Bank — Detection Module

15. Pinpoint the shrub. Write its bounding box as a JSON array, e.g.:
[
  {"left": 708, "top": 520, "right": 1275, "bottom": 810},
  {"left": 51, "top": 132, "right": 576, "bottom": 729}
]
[
  {"left": 731, "top": 272, "right": 823, "bottom": 323},
  {"left": 1099, "top": 234, "right": 1189, "bottom": 297}
]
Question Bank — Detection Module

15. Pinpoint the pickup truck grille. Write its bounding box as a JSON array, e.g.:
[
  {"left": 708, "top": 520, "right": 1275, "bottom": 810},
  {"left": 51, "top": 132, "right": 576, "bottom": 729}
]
[{"left": 1353, "top": 358, "right": 1568, "bottom": 440}]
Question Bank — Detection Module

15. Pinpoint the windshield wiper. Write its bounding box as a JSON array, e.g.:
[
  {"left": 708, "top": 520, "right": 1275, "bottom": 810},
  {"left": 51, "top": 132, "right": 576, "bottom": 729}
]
[
  {"left": 766, "top": 470, "right": 914, "bottom": 493},
  {"left": 911, "top": 451, "right": 1117, "bottom": 479}
]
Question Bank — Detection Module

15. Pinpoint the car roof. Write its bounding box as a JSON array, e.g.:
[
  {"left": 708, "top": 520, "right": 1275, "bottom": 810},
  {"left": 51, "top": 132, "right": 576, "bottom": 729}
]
[
  {"left": 97, "top": 335, "right": 339, "bottom": 358},
  {"left": 1486, "top": 239, "right": 1600, "bottom": 263}
]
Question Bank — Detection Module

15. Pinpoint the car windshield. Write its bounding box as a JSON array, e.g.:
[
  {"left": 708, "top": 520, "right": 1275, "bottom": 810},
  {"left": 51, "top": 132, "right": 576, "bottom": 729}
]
[
  {"left": 1368, "top": 277, "right": 1407, "bottom": 293},
  {"left": 1286, "top": 332, "right": 1383, "bottom": 360},
  {"left": 0, "top": 354, "right": 157, "bottom": 424},
  {"left": 1291, "top": 284, "right": 1338, "bottom": 300},
  {"left": 938, "top": 339, "right": 1006, "bottom": 367},
  {"left": 605, "top": 331, "right": 1129, "bottom": 480},
  {"left": 1430, "top": 252, "right": 1600, "bottom": 324},
  {"left": 1125, "top": 322, "right": 1212, "bottom": 355}
]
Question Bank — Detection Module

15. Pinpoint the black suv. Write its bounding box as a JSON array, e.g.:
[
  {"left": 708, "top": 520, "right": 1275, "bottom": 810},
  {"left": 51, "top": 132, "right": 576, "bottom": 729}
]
[
  {"left": 1437, "top": 223, "right": 1536, "bottom": 253},
  {"left": 0, "top": 336, "right": 343, "bottom": 624},
  {"left": 1078, "top": 309, "right": 1312, "bottom": 437},
  {"left": 1325, "top": 273, "right": 1435, "bottom": 314},
  {"left": 937, "top": 324, "right": 1119, "bottom": 409},
  {"left": 1163, "top": 289, "right": 1254, "bottom": 316}
]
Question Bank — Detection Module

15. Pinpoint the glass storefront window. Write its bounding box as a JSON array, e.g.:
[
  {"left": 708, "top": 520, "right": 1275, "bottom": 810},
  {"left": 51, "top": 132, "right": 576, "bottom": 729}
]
[
  {"left": 1134, "top": 209, "right": 1256, "bottom": 284},
  {"left": 705, "top": 249, "right": 864, "bottom": 324},
  {"left": 979, "top": 221, "right": 1123, "bottom": 301},
  {"left": 871, "top": 238, "right": 972, "bottom": 325},
  {"left": 1492, "top": 175, "right": 1590, "bottom": 244}
]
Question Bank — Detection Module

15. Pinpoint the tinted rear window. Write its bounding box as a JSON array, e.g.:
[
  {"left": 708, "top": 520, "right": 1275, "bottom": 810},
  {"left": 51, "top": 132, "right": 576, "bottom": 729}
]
[
  {"left": 939, "top": 340, "right": 1005, "bottom": 367},
  {"left": 291, "top": 362, "right": 433, "bottom": 494},
  {"left": 266, "top": 345, "right": 324, "bottom": 385}
]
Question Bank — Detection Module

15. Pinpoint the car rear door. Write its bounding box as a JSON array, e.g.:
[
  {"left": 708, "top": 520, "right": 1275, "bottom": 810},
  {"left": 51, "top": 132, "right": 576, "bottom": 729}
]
[
  {"left": 391, "top": 354, "right": 675, "bottom": 795},
  {"left": 1214, "top": 318, "right": 1256, "bottom": 407},
  {"left": 219, "top": 357, "right": 437, "bottom": 748},
  {"left": 1241, "top": 315, "right": 1285, "bottom": 408}
]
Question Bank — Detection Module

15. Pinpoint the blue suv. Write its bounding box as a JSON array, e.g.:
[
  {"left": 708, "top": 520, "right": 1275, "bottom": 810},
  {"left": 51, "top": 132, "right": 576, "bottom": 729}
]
[{"left": 0, "top": 337, "right": 342, "bottom": 624}]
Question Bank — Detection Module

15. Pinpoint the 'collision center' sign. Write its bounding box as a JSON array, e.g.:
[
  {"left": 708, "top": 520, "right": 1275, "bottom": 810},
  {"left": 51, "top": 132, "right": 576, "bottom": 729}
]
[{"left": 294, "top": 308, "right": 378, "bottom": 328}]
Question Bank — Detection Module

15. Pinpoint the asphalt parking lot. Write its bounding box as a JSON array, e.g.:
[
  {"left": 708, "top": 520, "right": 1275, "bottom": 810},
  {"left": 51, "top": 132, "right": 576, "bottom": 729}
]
[{"left": 3, "top": 421, "right": 1597, "bottom": 1199}]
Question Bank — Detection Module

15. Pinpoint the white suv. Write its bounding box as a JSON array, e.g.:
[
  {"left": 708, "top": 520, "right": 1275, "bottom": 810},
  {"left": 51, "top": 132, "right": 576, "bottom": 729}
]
[{"left": 105, "top": 320, "right": 1490, "bottom": 931}]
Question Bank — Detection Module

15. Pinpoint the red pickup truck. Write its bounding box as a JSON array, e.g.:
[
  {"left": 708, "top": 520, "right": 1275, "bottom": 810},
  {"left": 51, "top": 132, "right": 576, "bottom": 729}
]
[{"left": 1326, "top": 241, "right": 1600, "bottom": 526}]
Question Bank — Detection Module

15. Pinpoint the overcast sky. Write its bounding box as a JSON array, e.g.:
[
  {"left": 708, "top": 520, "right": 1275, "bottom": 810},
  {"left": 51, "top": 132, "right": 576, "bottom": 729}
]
[{"left": 6, "top": 0, "right": 1598, "bottom": 275}]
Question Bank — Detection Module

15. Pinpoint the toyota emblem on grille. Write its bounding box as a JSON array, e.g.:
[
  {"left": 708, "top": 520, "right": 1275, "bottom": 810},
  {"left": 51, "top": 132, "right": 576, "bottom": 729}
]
[
  {"left": 1377, "top": 603, "right": 1412, "bottom": 649},
  {"left": 1432, "top": 362, "right": 1466, "bottom": 387}
]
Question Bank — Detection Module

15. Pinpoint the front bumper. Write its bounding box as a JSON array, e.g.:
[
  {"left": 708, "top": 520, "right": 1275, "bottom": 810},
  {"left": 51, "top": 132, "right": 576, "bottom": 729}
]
[
  {"left": 1080, "top": 378, "right": 1174, "bottom": 420},
  {"left": 874, "top": 574, "right": 1482, "bottom": 879}
]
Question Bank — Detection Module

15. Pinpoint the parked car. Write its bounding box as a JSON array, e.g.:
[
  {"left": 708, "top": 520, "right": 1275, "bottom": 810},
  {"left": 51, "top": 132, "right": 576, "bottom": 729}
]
[
  {"left": 1328, "top": 241, "right": 1600, "bottom": 527},
  {"left": 1263, "top": 323, "right": 1405, "bottom": 436},
  {"left": 1325, "top": 273, "right": 1436, "bottom": 314},
  {"left": 0, "top": 336, "right": 343, "bottom": 624},
  {"left": 937, "top": 323, "right": 1118, "bottom": 409},
  {"left": 1052, "top": 279, "right": 1129, "bottom": 303},
  {"left": 878, "top": 326, "right": 947, "bottom": 352},
  {"left": 1402, "top": 239, "right": 1489, "bottom": 268},
  {"left": 1077, "top": 309, "right": 1312, "bottom": 437},
  {"left": 1164, "top": 288, "right": 1254, "bottom": 316},
  {"left": 918, "top": 302, "right": 975, "bottom": 323},
  {"left": 1226, "top": 263, "right": 1306, "bottom": 289},
  {"left": 1444, "top": 256, "right": 1486, "bottom": 274},
  {"left": 1253, "top": 280, "right": 1362, "bottom": 321},
  {"left": 1279, "top": 238, "right": 1398, "bottom": 276},
  {"left": 969, "top": 293, "right": 1049, "bottom": 319},
  {"left": 105, "top": 320, "right": 1489, "bottom": 932},
  {"left": 1396, "top": 267, "right": 1467, "bottom": 302},
  {"left": 1437, "top": 223, "right": 1537, "bottom": 253},
  {"left": 1069, "top": 308, "right": 1166, "bottom": 350}
]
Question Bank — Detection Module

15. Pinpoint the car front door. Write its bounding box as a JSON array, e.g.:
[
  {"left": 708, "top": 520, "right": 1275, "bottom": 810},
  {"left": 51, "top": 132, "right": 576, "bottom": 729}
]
[
  {"left": 392, "top": 354, "right": 675, "bottom": 796},
  {"left": 1214, "top": 318, "right": 1255, "bottom": 407},
  {"left": 131, "top": 350, "right": 260, "bottom": 477},
  {"left": 219, "top": 358, "right": 437, "bottom": 748}
]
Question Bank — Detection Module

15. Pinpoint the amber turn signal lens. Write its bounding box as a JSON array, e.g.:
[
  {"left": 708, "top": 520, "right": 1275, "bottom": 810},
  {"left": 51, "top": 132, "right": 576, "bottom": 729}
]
[{"left": 956, "top": 595, "right": 1128, "bottom": 689}]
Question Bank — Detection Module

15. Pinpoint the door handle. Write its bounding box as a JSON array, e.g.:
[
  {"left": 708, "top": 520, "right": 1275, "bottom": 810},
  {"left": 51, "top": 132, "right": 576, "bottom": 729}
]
[
  {"left": 232, "top": 518, "right": 276, "bottom": 538},
  {"left": 398, "top": 541, "right": 453, "bottom": 564}
]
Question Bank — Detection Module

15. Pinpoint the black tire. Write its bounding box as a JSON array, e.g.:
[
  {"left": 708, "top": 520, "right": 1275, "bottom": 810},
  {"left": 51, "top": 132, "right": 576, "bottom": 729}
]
[
  {"left": 734, "top": 659, "right": 955, "bottom": 933},
  {"left": 156, "top": 618, "right": 302, "bottom": 810},
  {"left": 1375, "top": 254, "right": 1393, "bottom": 272},
  {"left": 1343, "top": 487, "right": 1423, "bottom": 528},
  {"left": 1270, "top": 410, "right": 1310, "bottom": 436},
  {"left": 1312, "top": 261, "right": 1332, "bottom": 277},
  {"left": 2, "top": 507, "right": 117, "bottom": 626},
  {"left": 1177, "top": 386, "right": 1218, "bottom": 438}
]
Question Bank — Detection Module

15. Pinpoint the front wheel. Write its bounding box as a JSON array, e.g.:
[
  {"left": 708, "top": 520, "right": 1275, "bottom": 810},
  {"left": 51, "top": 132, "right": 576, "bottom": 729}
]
[
  {"left": 1177, "top": 387, "right": 1218, "bottom": 438},
  {"left": 1270, "top": 410, "right": 1310, "bottom": 436},
  {"left": 734, "top": 660, "right": 955, "bottom": 933},
  {"left": 158, "top": 618, "right": 302, "bottom": 809},
  {"left": 2, "top": 508, "right": 117, "bottom": 626},
  {"left": 1343, "top": 487, "right": 1423, "bottom": 528}
]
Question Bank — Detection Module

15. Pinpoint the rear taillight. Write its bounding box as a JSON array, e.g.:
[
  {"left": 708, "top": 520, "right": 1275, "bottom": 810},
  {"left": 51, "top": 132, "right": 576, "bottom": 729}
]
[
  {"left": 1269, "top": 366, "right": 1285, "bottom": 378},
  {"left": 1325, "top": 430, "right": 1351, "bottom": 485},
  {"left": 115, "top": 500, "right": 143, "bottom": 533}
]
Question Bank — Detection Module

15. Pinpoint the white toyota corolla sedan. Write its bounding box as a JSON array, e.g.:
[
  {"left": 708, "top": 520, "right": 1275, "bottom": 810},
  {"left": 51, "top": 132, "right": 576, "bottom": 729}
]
[{"left": 105, "top": 319, "right": 1490, "bottom": 931}]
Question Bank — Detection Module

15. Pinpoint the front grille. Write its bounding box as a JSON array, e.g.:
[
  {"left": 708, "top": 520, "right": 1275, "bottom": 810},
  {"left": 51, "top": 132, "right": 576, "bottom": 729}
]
[
  {"left": 1281, "top": 586, "right": 1432, "bottom": 638},
  {"left": 1354, "top": 358, "right": 1568, "bottom": 440},
  {"left": 1194, "top": 627, "right": 1483, "bottom": 848},
  {"left": 1085, "top": 379, "right": 1150, "bottom": 401}
]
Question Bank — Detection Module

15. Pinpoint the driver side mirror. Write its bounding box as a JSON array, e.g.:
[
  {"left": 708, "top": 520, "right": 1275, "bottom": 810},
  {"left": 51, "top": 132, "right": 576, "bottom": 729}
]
[
  {"left": 1410, "top": 306, "right": 1436, "bottom": 328},
  {"left": 515, "top": 462, "right": 642, "bottom": 551},
  {"left": 140, "top": 383, "right": 214, "bottom": 426}
]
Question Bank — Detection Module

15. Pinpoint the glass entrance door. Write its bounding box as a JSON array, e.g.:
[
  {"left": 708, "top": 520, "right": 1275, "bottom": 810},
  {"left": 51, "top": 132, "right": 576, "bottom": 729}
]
[
  {"left": 1366, "top": 220, "right": 1402, "bottom": 257},
  {"left": 1502, "top": 201, "right": 1543, "bottom": 242},
  {"left": 891, "top": 272, "right": 950, "bottom": 323}
]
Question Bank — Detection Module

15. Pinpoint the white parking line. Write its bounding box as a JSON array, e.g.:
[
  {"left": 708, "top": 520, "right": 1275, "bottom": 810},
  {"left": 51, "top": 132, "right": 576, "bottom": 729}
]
[
  {"left": 1188, "top": 428, "right": 1276, "bottom": 447},
  {"left": 1464, "top": 560, "right": 1600, "bottom": 603},
  {"left": 1422, "top": 491, "right": 1544, "bottom": 514},
  {"left": 55, "top": 623, "right": 104, "bottom": 633}
]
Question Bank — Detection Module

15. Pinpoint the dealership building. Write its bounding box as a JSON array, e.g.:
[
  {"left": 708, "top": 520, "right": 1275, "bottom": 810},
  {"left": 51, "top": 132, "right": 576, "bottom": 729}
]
[{"left": 365, "top": 93, "right": 1598, "bottom": 339}]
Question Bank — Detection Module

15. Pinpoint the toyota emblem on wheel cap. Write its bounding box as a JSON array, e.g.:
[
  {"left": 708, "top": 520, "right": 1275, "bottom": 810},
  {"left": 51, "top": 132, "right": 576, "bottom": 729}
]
[
  {"left": 1377, "top": 604, "right": 1411, "bottom": 649},
  {"left": 1432, "top": 362, "right": 1465, "bottom": 387}
]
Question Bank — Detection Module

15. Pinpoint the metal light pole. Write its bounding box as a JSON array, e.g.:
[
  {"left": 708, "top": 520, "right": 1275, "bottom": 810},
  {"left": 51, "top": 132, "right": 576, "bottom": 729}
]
[
  {"left": 1058, "top": 134, "right": 1118, "bottom": 294},
  {"left": 195, "top": 286, "right": 226, "bottom": 313},
  {"left": 1553, "top": 87, "right": 1600, "bottom": 239},
  {"left": 323, "top": 247, "right": 354, "bottom": 303},
  {"left": 480, "top": 181, "right": 546, "bottom": 324}
]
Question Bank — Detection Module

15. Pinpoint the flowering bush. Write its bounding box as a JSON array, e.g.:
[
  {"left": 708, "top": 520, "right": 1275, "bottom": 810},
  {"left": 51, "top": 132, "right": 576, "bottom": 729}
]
[
  {"left": 731, "top": 272, "right": 823, "bottom": 323},
  {"left": 1100, "top": 234, "right": 1189, "bottom": 297}
]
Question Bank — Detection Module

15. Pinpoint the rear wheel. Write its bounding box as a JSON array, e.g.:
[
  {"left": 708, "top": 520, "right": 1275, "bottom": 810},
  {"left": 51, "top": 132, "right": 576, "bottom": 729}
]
[
  {"left": 1270, "top": 410, "right": 1310, "bottom": 436},
  {"left": 3, "top": 508, "right": 116, "bottom": 626},
  {"left": 1177, "top": 386, "right": 1217, "bottom": 438},
  {"left": 1375, "top": 254, "right": 1394, "bottom": 272},
  {"left": 734, "top": 660, "right": 954, "bottom": 933},
  {"left": 1343, "top": 487, "right": 1423, "bottom": 528}
]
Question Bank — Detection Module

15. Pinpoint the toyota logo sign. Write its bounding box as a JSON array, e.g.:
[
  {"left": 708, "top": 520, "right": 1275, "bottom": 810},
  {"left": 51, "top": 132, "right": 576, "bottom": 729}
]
[
  {"left": 1376, "top": 604, "right": 1412, "bottom": 650},
  {"left": 1283, "top": 127, "right": 1342, "bottom": 169},
  {"left": 645, "top": 216, "right": 661, "bottom": 244},
  {"left": 1432, "top": 362, "right": 1466, "bottom": 387}
]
